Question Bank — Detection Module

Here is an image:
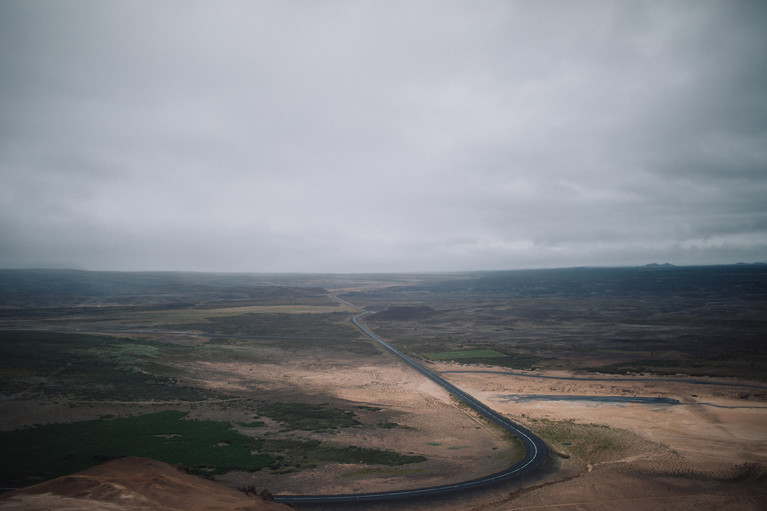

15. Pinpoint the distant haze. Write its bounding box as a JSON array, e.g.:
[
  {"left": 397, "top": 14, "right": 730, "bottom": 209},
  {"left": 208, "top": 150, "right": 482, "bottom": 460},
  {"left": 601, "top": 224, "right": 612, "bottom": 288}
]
[{"left": 1, "top": 1, "right": 766, "bottom": 273}]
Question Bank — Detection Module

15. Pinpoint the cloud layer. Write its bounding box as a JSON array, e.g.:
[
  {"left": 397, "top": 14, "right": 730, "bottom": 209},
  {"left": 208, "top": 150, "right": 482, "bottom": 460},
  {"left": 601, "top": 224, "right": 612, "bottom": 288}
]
[{"left": 2, "top": 1, "right": 766, "bottom": 272}]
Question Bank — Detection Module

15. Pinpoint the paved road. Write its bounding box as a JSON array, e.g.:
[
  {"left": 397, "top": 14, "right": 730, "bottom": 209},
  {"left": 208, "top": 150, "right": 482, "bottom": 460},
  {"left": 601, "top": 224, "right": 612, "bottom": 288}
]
[
  {"left": 273, "top": 306, "right": 548, "bottom": 505},
  {"left": 8, "top": 298, "right": 549, "bottom": 502}
]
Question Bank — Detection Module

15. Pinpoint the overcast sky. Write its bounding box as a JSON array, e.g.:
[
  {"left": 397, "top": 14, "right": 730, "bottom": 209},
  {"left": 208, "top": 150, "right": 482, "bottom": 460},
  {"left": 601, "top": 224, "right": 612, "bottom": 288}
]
[{"left": 1, "top": 1, "right": 766, "bottom": 273}]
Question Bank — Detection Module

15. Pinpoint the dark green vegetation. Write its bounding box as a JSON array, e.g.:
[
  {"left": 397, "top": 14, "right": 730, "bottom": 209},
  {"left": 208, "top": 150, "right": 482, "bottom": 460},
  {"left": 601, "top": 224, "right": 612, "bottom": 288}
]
[
  {"left": 0, "top": 411, "right": 272, "bottom": 486},
  {"left": 358, "top": 265, "right": 767, "bottom": 380},
  {"left": 0, "top": 409, "right": 426, "bottom": 487},
  {"left": 176, "top": 312, "right": 358, "bottom": 339},
  {"left": 422, "top": 348, "right": 547, "bottom": 369},
  {"left": 1, "top": 265, "right": 765, "bottom": 488},
  {"left": 0, "top": 271, "right": 436, "bottom": 486},
  {"left": 0, "top": 331, "right": 211, "bottom": 400},
  {"left": 261, "top": 438, "right": 426, "bottom": 473},
  {"left": 255, "top": 402, "right": 361, "bottom": 431}
]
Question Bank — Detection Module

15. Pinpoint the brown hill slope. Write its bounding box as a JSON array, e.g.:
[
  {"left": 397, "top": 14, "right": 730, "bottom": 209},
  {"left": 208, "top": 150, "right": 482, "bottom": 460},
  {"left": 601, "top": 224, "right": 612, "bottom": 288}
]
[{"left": 0, "top": 457, "right": 291, "bottom": 511}]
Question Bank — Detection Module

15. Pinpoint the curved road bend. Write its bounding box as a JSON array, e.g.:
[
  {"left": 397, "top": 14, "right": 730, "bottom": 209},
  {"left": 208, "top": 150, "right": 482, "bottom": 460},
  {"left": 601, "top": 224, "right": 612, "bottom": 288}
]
[{"left": 273, "top": 305, "right": 548, "bottom": 505}]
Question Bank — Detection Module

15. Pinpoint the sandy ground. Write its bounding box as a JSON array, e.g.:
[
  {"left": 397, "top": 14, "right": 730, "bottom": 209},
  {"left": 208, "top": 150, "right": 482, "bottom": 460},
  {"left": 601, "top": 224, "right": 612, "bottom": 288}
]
[
  {"left": 200, "top": 357, "right": 521, "bottom": 495},
  {"left": 188, "top": 356, "right": 767, "bottom": 509},
  {"left": 403, "top": 362, "right": 767, "bottom": 511},
  {"left": 4, "top": 345, "right": 765, "bottom": 510},
  {"left": 0, "top": 352, "right": 523, "bottom": 497},
  {"left": 434, "top": 363, "right": 767, "bottom": 468}
]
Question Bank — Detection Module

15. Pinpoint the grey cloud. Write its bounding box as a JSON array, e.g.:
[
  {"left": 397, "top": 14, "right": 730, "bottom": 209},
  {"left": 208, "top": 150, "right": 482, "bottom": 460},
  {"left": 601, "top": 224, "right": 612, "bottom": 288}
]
[{"left": 1, "top": 1, "right": 766, "bottom": 272}]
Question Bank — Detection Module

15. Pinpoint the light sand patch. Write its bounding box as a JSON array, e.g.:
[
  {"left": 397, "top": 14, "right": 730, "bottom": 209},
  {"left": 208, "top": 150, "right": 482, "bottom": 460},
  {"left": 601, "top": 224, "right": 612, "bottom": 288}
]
[
  {"left": 434, "top": 363, "right": 767, "bottom": 471},
  {"left": 202, "top": 358, "right": 523, "bottom": 494}
]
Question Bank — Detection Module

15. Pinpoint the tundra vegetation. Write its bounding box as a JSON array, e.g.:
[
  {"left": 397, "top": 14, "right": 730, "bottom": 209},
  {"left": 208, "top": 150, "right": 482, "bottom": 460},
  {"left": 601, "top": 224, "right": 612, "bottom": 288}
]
[{"left": 0, "top": 266, "right": 765, "bottom": 502}]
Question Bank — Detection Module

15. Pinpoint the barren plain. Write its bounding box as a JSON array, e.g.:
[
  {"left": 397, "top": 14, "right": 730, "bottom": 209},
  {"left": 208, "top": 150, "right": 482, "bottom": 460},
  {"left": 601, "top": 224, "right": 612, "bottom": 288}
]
[{"left": 1, "top": 266, "right": 766, "bottom": 510}]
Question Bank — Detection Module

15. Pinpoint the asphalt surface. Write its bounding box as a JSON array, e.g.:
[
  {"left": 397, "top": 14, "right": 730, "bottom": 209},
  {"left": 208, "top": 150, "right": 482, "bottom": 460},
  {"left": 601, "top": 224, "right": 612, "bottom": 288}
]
[
  {"left": 273, "top": 307, "right": 548, "bottom": 505},
  {"left": 5, "top": 299, "right": 549, "bottom": 502}
]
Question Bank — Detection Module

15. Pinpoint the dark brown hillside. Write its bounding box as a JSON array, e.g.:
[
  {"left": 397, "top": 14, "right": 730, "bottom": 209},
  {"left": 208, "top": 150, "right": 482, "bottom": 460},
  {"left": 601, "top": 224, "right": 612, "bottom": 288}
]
[{"left": 0, "top": 457, "right": 292, "bottom": 511}]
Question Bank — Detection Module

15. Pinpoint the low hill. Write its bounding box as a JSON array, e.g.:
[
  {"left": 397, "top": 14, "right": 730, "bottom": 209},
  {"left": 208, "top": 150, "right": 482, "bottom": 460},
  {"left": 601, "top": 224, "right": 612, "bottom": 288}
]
[{"left": 0, "top": 457, "right": 291, "bottom": 511}]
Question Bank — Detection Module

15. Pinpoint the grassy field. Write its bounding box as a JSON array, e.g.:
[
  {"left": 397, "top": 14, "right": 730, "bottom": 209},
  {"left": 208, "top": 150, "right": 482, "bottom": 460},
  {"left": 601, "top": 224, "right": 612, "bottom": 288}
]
[
  {"left": 418, "top": 346, "right": 548, "bottom": 370},
  {"left": 0, "top": 303, "right": 431, "bottom": 487},
  {"left": 260, "top": 438, "right": 426, "bottom": 473},
  {"left": 0, "top": 411, "right": 273, "bottom": 485},
  {"left": 0, "top": 331, "right": 213, "bottom": 401},
  {"left": 522, "top": 417, "right": 650, "bottom": 465},
  {"left": 362, "top": 267, "right": 767, "bottom": 380},
  {"left": 0, "top": 409, "right": 429, "bottom": 486},
  {"left": 255, "top": 401, "right": 361, "bottom": 431}
]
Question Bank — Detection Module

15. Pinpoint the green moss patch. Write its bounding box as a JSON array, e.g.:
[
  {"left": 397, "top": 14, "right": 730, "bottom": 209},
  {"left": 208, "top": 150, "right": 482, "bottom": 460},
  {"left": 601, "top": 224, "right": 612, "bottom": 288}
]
[
  {"left": 0, "top": 331, "right": 211, "bottom": 401},
  {"left": 0, "top": 411, "right": 272, "bottom": 486},
  {"left": 256, "top": 402, "right": 361, "bottom": 431}
]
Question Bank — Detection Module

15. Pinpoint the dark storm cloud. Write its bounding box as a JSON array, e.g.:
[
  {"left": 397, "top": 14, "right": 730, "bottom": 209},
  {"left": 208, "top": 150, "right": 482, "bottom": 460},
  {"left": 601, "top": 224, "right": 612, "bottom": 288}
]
[{"left": 1, "top": 0, "right": 766, "bottom": 272}]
